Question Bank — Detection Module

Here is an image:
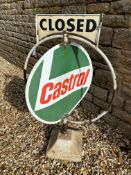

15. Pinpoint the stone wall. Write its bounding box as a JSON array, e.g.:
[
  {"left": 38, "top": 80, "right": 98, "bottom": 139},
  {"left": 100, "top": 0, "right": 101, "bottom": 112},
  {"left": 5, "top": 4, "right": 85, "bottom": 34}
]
[{"left": 0, "top": 0, "right": 131, "bottom": 138}]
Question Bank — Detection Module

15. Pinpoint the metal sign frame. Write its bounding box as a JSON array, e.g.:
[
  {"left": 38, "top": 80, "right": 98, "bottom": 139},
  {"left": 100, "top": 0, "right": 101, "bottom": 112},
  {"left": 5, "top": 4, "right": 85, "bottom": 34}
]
[{"left": 24, "top": 32, "right": 117, "bottom": 123}]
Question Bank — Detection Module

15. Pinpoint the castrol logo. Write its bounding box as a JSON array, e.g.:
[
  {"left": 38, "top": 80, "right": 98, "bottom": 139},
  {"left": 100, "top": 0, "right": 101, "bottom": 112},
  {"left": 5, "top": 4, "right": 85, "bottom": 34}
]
[{"left": 25, "top": 43, "right": 93, "bottom": 124}]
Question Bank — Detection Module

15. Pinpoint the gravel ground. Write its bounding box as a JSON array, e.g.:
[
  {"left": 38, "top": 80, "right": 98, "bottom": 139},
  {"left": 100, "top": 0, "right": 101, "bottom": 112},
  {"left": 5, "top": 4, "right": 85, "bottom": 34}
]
[{"left": 0, "top": 56, "right": 131, "bottom": 175}]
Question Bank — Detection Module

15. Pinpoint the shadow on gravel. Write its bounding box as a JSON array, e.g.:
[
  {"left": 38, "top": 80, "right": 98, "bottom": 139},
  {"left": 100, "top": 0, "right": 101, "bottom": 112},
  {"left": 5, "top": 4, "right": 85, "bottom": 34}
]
[
  {"left": 4, "top": 75, "right": 28, "bottom": 112},
  {"left": 37, "top": 125, "right": 54, "bottom": 156}
]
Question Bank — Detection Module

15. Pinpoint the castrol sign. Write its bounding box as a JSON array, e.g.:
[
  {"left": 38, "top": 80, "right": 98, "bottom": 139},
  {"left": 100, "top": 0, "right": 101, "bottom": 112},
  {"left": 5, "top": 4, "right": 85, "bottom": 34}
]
[{"left": 25, "top": 43, "right": 93, "bottom": 124}]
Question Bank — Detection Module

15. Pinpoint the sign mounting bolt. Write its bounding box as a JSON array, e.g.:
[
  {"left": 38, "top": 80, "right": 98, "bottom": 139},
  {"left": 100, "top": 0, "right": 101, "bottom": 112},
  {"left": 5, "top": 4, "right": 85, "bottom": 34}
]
[{"left": 63, "top": 31, "right": 68, "bottom": 47}]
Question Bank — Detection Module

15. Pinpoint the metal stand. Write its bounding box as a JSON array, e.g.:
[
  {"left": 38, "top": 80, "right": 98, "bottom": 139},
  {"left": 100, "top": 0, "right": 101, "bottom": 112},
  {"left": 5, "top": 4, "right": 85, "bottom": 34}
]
[{"left": 24, "top": 31, "right": 117, "bottom": 162}]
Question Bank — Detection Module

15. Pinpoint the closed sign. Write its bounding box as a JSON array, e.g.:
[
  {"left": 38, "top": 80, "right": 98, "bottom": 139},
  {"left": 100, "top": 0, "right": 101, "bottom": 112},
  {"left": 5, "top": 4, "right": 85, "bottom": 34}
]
[{"left": 36, "top": 14, "right": 101, "bottom": 44}]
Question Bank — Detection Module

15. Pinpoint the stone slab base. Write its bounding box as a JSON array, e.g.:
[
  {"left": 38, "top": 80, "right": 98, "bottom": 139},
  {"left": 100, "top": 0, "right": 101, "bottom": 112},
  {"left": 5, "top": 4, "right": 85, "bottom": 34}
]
[{"left": 46, "top": 128, "right": 83, "bottom": 162}]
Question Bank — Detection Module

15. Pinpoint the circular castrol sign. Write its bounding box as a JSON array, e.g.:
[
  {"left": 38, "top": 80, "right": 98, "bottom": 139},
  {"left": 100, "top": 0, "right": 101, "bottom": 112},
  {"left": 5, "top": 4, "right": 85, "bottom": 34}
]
[{"left": 25, "top": 43, "right": 93, "bottom": 124}]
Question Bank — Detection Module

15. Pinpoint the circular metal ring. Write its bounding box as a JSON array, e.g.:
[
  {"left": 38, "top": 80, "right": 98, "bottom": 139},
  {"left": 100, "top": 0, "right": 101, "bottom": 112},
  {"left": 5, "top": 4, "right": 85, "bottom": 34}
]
[{"left": 24, "top": 33, "right": 117, "bottom": 122}]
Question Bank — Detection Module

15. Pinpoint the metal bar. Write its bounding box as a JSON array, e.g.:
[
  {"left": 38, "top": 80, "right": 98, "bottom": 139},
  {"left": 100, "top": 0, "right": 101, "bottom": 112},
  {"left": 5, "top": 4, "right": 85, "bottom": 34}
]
[
  {"left": 96, "top": 13, "right": 103, "bottom": 48},
  {"left": 36, "top": 14, "right": 101, "bottom": 17}
]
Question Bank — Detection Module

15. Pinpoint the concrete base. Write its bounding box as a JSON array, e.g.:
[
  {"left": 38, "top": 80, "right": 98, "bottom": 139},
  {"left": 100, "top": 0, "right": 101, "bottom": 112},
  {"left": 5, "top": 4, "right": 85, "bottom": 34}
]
[{"left": 46, "top": 128, "right": 83, "bottom": 162}]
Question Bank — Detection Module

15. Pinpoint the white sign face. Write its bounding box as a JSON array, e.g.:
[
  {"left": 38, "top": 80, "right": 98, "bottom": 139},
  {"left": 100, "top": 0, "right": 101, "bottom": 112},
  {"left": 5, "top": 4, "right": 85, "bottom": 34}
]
[{"left": 36, "top": 14, "right": 101, "bottom": 44}]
